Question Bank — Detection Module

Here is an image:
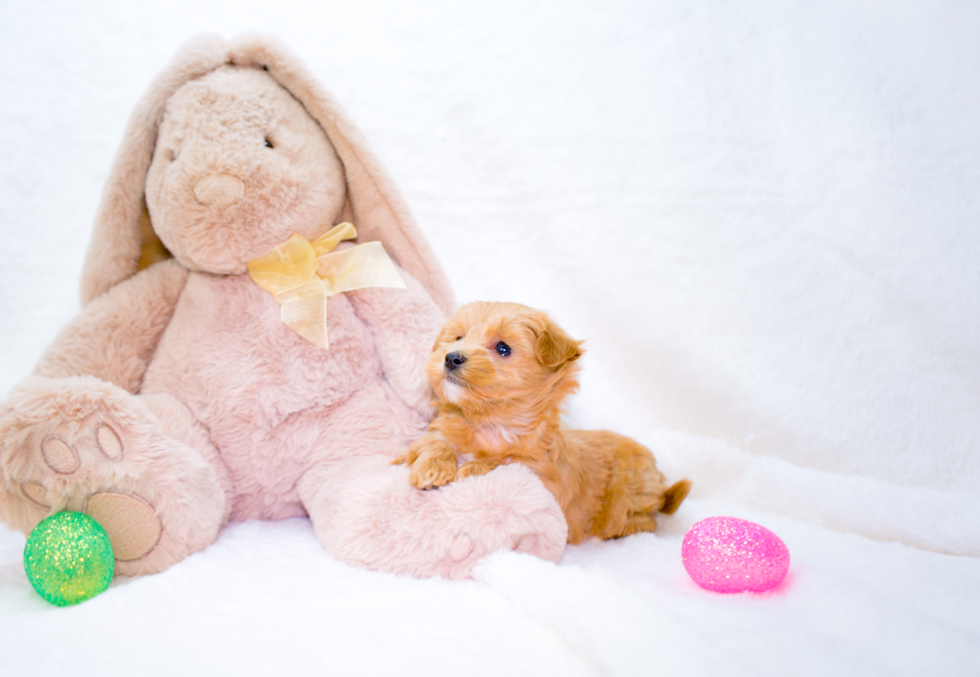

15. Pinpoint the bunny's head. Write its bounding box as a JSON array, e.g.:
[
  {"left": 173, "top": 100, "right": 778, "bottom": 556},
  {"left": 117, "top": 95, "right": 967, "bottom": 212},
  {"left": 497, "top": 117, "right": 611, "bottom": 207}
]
[
  {"left": 80, "top": 34, "right": 453, "bottom": 312},
  {"left": 145, "top": 66, "right": 345, "bottom": 274}
]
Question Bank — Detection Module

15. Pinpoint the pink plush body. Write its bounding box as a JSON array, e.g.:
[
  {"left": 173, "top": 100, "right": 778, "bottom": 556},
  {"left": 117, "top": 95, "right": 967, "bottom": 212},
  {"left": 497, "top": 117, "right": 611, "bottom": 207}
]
[{"left": 144, "top": 270, "right": 428, "bottom": 522}]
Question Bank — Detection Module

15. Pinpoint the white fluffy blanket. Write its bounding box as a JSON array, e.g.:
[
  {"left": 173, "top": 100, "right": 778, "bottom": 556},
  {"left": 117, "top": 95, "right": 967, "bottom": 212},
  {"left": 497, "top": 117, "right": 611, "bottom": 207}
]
[{"left": 1, "top": 2, "right": 978, "bottom": 675}]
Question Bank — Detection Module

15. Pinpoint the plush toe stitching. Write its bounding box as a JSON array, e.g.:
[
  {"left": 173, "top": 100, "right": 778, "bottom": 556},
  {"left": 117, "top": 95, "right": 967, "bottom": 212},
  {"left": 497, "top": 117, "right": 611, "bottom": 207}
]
[
  {"left": 40, "top": 435, "right": 80, "bottom": 474},
  {"left": 450, "top": 533, "right": 474, "bottom": 562},
  {"left": 21, "top": 481, "right": 50, "bottom": 508},
  {"left": 94, "top": 424, "right": 124, "bottom": 461}
]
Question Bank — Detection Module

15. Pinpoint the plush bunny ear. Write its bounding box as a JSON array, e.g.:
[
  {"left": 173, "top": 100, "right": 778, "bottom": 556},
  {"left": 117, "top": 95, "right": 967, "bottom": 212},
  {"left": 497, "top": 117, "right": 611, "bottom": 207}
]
[
  {"left": 80, "top": 34, "right": 231, "bottom": 305},
  {"left": 80, "top": 33, "right": 455, "bottom": 315}
]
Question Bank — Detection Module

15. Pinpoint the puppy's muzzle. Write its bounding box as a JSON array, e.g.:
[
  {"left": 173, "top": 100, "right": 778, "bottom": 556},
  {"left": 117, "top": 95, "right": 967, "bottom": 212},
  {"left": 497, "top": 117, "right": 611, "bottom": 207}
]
[{"left": 445, "top": 351, "right": 467, "bottom": 372}]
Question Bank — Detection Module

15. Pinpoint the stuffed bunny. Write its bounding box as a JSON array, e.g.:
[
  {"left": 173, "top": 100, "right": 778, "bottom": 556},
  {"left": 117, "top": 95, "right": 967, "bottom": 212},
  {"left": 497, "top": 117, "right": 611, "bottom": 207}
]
[{"left": 0, "top": 34, "right": 566, "bottom": 578}]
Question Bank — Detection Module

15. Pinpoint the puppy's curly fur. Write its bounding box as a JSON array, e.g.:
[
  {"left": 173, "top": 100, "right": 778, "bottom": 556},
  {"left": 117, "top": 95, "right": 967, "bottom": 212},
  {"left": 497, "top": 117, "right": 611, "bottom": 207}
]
[{"left": 393, "top": 301, "right": 691, "bottom": 543}]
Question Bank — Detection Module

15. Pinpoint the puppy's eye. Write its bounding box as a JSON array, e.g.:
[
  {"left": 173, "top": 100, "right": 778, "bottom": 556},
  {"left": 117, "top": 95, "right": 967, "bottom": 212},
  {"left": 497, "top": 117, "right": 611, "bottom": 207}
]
[
  {"left": 495, "top": 341, "right": 512, "bottom": 357},
  {"left": 455, "top": 336, "right": 463, "bottom": 341},
  {"left": 264, "top": 137, "right": 274, "bottom": 149}
]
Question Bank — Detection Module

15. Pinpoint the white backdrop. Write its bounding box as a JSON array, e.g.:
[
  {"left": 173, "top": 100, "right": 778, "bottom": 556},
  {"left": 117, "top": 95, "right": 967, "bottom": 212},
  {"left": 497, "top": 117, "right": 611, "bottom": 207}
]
[{"left": 1, "top": 2, "right": 978, "bottom": 675}]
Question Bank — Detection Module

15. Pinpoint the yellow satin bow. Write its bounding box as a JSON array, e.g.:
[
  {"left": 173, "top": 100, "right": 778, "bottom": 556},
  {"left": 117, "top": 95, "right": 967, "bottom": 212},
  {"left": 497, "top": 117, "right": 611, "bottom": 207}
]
[{"left": 247, "top": 222, "right": 405, "bottom": 349}]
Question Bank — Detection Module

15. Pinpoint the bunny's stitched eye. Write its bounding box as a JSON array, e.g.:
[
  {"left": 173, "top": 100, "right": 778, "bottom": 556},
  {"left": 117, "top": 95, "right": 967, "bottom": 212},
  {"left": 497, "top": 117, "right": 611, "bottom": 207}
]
[
  {"left": 495, "top": 342, "right": 512, "bottom": 357},
  {"left": 455, "top": 336, "right": 463, "bottom": 341}
]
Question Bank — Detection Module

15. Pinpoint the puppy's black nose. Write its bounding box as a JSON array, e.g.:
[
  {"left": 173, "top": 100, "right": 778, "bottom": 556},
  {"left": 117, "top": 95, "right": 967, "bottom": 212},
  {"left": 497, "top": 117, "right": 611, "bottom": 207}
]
[{"left": 445, "top": 351, "right": 467, "bottom": 371}]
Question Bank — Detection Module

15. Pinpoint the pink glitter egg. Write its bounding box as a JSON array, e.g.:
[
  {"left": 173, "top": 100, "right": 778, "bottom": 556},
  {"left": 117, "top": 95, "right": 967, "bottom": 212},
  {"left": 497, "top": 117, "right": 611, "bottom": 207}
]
[{"left": 682, "top": 516, "right": 790, "bottom": 593}]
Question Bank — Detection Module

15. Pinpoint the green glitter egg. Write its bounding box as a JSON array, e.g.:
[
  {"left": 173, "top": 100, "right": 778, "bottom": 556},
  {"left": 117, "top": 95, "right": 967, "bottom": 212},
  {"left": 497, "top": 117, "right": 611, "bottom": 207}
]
[{"left": 23, "top": 511, "right": 114, "bottom": 606}]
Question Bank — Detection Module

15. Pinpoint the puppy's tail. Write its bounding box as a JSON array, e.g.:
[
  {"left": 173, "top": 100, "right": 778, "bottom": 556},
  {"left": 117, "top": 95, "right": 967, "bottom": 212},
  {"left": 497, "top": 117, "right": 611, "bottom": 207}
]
[{"left": 659, "top": 479, "right": 692, "bottom": 515}]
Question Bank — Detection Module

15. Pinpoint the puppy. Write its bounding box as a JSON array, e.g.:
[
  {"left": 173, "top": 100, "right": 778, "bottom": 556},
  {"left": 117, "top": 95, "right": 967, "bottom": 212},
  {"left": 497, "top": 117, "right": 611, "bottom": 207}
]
[{"left": 393, "top": 301, "right": 691, "bottom": 544}]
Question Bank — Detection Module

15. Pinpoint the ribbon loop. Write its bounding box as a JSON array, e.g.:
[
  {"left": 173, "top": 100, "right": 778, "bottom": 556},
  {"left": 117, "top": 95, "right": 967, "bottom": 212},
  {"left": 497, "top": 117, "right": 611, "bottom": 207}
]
[
  {"left": 247, "top": 232, "right": 318, "bottom": 294},
  {"left": 311, "top": 222, "right": 358, "bottom": 257},
  {"left": 246, "top": 223, "right": 405, "bottom": 350},
  {"left": 318, "top": 241, "right": 407, "bottom": 295}
]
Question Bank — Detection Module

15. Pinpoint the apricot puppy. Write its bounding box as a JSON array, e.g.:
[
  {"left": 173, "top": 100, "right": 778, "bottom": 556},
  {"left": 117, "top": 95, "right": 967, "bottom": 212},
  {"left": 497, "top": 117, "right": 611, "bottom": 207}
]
[{"left": 393, "top": 301, "right": 691, "bottom": 543}]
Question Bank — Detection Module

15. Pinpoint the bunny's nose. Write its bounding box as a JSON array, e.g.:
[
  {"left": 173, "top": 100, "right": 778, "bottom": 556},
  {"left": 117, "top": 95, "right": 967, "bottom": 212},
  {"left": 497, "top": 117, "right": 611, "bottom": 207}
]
[{"left": 193, "top": 173, "right": 245, "bottom": 208}]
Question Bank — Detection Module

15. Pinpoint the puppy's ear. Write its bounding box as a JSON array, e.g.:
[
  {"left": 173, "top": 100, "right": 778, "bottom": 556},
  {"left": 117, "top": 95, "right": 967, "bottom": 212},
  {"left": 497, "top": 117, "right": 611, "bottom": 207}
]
[{"left": 535, "top": 318, "right": 583, "bottom": 369}]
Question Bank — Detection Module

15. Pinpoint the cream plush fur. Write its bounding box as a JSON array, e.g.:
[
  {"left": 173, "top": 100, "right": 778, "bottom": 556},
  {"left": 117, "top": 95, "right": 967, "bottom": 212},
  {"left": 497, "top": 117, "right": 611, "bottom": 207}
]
[{"left": 0, "top": 33, "right": 566, "bottom": 578}]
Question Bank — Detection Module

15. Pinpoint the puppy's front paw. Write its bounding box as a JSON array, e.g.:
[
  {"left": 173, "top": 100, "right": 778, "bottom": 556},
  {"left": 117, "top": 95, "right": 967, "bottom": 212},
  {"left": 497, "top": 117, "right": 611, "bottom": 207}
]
[
  {"left": 395, "top": 433, "right": 460, "bottom": 489},
  {"left": 409, "top": 450, "right": 459, "bottom": 490}
]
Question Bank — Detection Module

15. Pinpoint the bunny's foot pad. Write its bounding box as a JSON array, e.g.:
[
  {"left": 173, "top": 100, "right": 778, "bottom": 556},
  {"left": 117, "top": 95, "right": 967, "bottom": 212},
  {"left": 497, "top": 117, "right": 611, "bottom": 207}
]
[{"left": 85, "top": 490, "right": 162, "bottom": 561}]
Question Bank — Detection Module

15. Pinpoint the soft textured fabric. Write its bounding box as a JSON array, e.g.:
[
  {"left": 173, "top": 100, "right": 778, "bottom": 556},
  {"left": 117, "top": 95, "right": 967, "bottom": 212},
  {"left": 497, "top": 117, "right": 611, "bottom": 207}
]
[{"left": 0, "top": 2, "right": 978, "bottom": 676}]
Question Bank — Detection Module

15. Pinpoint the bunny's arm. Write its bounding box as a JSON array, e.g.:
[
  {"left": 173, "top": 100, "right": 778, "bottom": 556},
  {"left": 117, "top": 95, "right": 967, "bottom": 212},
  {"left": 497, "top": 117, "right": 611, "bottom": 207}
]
[
  {"left": 346, "top": 265, "right": 446, "bottom": 415},
  {"left": 34, "top": 260, "right": 189, "bottom": 394}
]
